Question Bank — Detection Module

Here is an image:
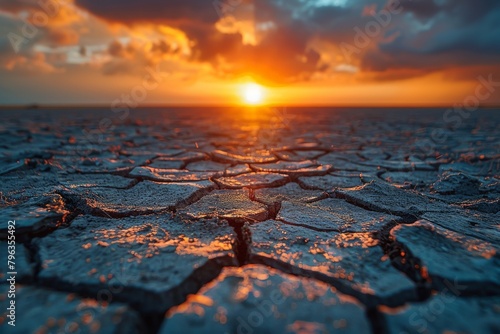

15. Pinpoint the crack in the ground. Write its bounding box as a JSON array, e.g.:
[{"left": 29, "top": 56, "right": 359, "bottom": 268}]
[
  {"left": 229, "top": 221, "right": 252, "bottom": 266},
  {"left": 76, "top": 167, "right": 137, "bottom": 176},
  {"left": 376, "top": 221, "right": 432, "bottom": 302},
  {"left": 23, "top": 239, "right": 42, "bottom": 283},
  {"left": 366, "top": 306, "right": 388, "bottom": 334},
  {"left": 330, "top": 190, "right": 419, "bottom": 223},
  {"left": 379, "top": 221, "right": 500, "bottom": 297},
  {"left": 248, "top": 254, "right": 419, "bottom": 309}
]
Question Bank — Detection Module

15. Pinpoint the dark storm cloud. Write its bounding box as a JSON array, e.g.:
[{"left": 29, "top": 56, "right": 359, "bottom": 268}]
[
  {"left": 75, "top": 0, "right": 222, "bottom": 25},
  {"left": 401, "top": 0, "right": 441, "bottom": 21},
  {"left": 363, "top": 0, "right": 500, "bottom": 76},
  {"left": 69, "top": 0, "right": 500, "bottom": 81},
  {"left": 404, "top": 0, "right": 499, "bottom": 23}
]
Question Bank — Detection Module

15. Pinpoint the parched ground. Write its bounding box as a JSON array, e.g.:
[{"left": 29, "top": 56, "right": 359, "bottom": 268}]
[{"left": 0, "top": 107, "right": 499, "bottom": 334}]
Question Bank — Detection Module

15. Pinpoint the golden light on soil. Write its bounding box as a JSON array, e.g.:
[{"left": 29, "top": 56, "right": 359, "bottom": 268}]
[{"left": 242, "top": 83, "right": 264, "bottom": 105}]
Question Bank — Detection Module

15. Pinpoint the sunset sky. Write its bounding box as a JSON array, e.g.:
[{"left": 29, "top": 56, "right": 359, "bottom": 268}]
[{"left": 1, "top": 0, "right": 500, "bottom": 106}]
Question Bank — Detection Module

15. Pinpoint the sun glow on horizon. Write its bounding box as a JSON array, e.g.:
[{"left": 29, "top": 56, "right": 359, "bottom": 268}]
[{"left": 242, "top": 83, "right": 264, "bottom": 105}]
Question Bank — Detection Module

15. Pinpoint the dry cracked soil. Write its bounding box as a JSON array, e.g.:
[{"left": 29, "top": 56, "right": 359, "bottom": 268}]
[{"left": 0, "top": 107, "right": 499, "bottom": 334}]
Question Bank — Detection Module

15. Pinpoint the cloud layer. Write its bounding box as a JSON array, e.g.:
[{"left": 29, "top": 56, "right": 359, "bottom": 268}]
[{"left": 1, "top": 0, "right": 499, "bottom": 103}]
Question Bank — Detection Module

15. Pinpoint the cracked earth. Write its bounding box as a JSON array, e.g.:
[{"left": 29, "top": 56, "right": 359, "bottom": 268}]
[{"left": 0, "top": 108, "right": 499, "bottom": 333}]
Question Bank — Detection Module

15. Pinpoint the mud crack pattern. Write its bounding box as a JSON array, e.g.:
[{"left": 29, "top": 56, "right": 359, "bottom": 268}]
[{"left": 0, "top": 107, "right": 499, "bottom": 333}]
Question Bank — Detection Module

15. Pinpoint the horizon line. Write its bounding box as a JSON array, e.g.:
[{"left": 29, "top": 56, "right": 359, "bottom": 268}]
[{"left": 1, "top": 104, "right": 500, "bottom": 110}]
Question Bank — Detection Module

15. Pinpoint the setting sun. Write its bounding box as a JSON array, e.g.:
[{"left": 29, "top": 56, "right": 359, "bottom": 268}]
[{"left": 243, "top": 83, "right": 264, "bottom": 105}]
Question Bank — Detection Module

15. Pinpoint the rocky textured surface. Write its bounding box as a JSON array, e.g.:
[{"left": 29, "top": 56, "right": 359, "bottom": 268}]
[
  {"left": 380, "top": 296, "right": 500, "bottom": 333},
  {"left": 249, "top": 220, "right": 416, "bottom": 305},
  {"left": 34, "top": 214, "right": 236, "bottom": 314},
  {"left": 0, "top": 242, "right": 35, "bottom": 283},
  {"left": 0, "top": 194, "right": 70, "bottom": 238},
  {"left": 0, "top": 285, "right": 145, "bottom": 333},
  {"left": 179, "top": 189, "right": 269, "bottom": 222},
  {"left": 253, "top": 182, "right": 325, "bottom": 205},
  {"left": 161, "top": 265, "right": 371, "bottom": 334},
  {"left": 298, "top": 173, "right": 363, "bottom": 190},
  {"left": 390, "top": 221, "right": 500, "bottom": 294},
  {"left": 277, "top": 199, "right": 400, "bottom": 232},
  {"left": 214, "top": 172, "right": 289, "bottom": 189},
  {"left": 0, "top": 107, "right": 498, "bottom": 333},
  {"left": 58, "top": 180, "right": 215, "bottom": 217}
]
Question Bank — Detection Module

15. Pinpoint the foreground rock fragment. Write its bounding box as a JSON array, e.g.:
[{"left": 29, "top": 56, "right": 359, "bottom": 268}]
[
  {"left": 160, "top": 265, "right": 371, "bottom": 334},
  {"left": 298, "top": 174, "right": 363, "bottom": 190},
  {"left": 251, "top": 160, "right": 332, "bottom": 176},
  {"left": 0, "top": 242, "right": 35, "bottom": 282},
  {"left": 179, "top": 189, "right": 269, "bottom": 222},
  {"left": 333, "top": 181, "right": 435, "bottom": 217},
  {"left": 215, "top": 172, "right": 289, "bottom": 189},
  {"left": 35, "top": 214, "right": 236, "bottom": 313},
  {"left": 130, "top": 166, "right": 218, "bottom": 181},
  {"left": 253, "top": 182, "right": 325, "bottom": 205},
  {"left": 211, "top": 150, "right": 277, "bottom": 164},
  {"left": 250, "top": 220, "right": 416, "bottom": 305},
  {"left": 390, "top": 220, "right": 500, "bottom": 294},
  {"left": 0, "top": 285, "right": 144, "bottom": 333},
  {"left": 334, "top": 181, "right": 500, "bottom": 242},
  {"left": 380, "top": 296, "right": 500, "bottom": 333},
  {"left": 59, "top": 180, "right": 215, "bottom": 217},
  {"left": 0, "top": 194, "right": 69, "bottom": 238},
  {"left": 277, "top": 198, "right": 400, "bottom": 232}
]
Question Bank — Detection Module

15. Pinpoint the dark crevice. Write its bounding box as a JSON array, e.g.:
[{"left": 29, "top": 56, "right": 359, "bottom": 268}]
[
  {"left": 356, "top": 152, "right": 369, "bottom": 162},
  {"left": 23, "top": 240, "right": 42, "bottom": 283},
  {"left": 248, "top": 187, "right": 255, "bottom": 201},
  {"left": 427, "top": 277, "right": 500, "bottom": 297},
  {"left": 174, "top": 184, "right": 218, "bottom": 210},
  {"left": 246, "top": 189, "right": 282, "bottom": 221},
  {"left": 366, "top": 307, "right": 387, "bottom": 334},
  {"left": 76, "top": 167, "right": 136, "bottom": 176},
  {"left": 114, "top": 177, "right": 141, "bottom": 189},
  {"left": 378, "top": 220, "right": 500, "bottom": 301},
  {"left": 374, "top": 170, "right": 387, "bottom": 181},
  {"left": 267, "top": 201, "right": 281, "bottom": 220},
  {"left": 229, "top": 221, "right": 252, "bottom": 265},
  {"left": 376, "top": 221, "right": 432, "bottom": 302}
]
